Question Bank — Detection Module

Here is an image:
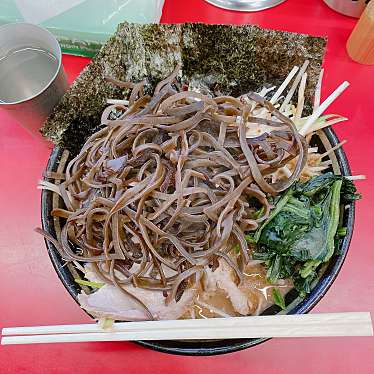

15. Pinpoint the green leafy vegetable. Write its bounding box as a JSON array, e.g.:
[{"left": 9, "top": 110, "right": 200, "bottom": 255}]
[
  {"left": 299, "top": 259, "right": 321, "bottom": 279},
  {"left": 293, "top": 273, "right": 315, "bottom": 297},
  {"left": 253, "top": 173, "right": 359, "bottom": 296},
  {"left": 341, "top": 178, "right": 362, "bottom": 204},
  {"left": 272, "top": 288, "right": 286, "bottom": 310}
]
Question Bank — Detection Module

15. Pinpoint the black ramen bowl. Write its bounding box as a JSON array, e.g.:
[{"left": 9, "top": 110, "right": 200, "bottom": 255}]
[{"left": 41, "top": 126, "right": 355, "bottom": 356}]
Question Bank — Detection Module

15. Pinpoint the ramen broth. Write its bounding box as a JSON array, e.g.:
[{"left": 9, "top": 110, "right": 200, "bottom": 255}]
[{"left": 190, "top": 263, "right": 293, "bottom": 319}]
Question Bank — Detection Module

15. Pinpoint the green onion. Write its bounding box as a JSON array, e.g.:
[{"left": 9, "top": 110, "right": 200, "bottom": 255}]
[
  {"left": 253, "top": 206, "right": 265, "bottom": 219},
  {"left": 234, "top": 244, "right": 240, "bottom": 253},
  {"left": 245, "top": 233, "right": 256, "bottom": 244},
  {"left": 337, "top": 227, "right": 347, "bottom": 237},
  {"left": 75, "top": 279, "right": 104, "bottom": 288}
]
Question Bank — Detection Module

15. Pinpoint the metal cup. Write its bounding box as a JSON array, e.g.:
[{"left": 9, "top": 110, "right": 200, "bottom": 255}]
[
  {"left": 204, "top": 0, "right": 286, "bottom": 11},
  {"left": 323, "top": 0, "right": 368, "bottom": 18},
  {"left": 0, "top": 23, "right": 68, "bottom": 143}
]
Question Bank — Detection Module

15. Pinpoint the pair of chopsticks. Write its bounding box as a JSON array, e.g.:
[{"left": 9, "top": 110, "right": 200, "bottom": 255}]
[{"left": 1, "top": 313, "right": 372, "bottom": 345}]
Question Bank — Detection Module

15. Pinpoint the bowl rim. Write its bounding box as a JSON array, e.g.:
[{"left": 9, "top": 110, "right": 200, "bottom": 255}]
[{"left": 41, "top": 126, "right": 355, "bottom": 356}]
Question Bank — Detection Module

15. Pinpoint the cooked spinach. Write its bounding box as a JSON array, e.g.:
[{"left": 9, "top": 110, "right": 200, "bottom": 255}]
[
  {"left": 252, "top": 173, "right": 359, "bottom": 296},
  {"left": 272, "top": 288, "right": 286, "bottom": 310}
]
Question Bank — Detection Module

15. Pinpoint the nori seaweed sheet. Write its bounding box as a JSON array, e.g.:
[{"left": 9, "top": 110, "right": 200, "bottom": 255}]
[{"left": 42, "top": 22, "right": 326, "bottom": 153}]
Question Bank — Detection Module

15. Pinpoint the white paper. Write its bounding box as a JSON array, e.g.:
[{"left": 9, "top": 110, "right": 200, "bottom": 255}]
[{"left": 15, "top": 0, "right": 86, "bottom": 24}]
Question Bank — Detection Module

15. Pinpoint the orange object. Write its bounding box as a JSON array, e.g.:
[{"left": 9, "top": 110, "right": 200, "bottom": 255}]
[{"left": 347, "top": 1, "right": 374, "bottom": 65}]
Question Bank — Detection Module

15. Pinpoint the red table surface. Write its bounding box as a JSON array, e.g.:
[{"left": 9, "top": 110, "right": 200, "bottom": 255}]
[{"left": 1, "top": 0, "right": 373, "bottom": 373}]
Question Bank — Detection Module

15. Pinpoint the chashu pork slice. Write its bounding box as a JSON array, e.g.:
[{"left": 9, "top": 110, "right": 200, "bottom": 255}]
[
  {"left": 78, "top": 264, "right": 196, "bottom": 321},
  {"left": 203, "top": 260, "right": 251, "bottom": 315},
  {"left": 78, "top": 284, "right": 196, "bottom": 321}
]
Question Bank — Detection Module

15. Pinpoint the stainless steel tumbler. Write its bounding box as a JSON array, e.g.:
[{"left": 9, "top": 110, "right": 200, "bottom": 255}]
[
  {"left": 0, "top": 23, "right": 68, "bottom": 142},
  {"left": 204, "top": 0, "right": 286, "bottom": 12},
  {"left": 323, "top": 0, "right": 368, "bottom": 18}
]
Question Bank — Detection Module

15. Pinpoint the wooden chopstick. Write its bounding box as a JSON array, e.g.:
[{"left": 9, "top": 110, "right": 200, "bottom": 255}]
[
  {"left": 1, "top": 313, "right": 372, "bottom": 345},
  {"left": 2, "top": 312, "right": 372, "bottom": 336}
]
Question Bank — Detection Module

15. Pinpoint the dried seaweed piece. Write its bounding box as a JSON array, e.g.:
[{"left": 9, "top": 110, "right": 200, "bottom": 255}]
[{"left": 42, "top": 22, "right": 326, "bottom": 153}]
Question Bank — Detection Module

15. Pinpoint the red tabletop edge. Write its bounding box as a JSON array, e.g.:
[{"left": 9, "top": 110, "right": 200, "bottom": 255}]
[{"left": 0, "top": 1, "right": 373, "bottom": 373}]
